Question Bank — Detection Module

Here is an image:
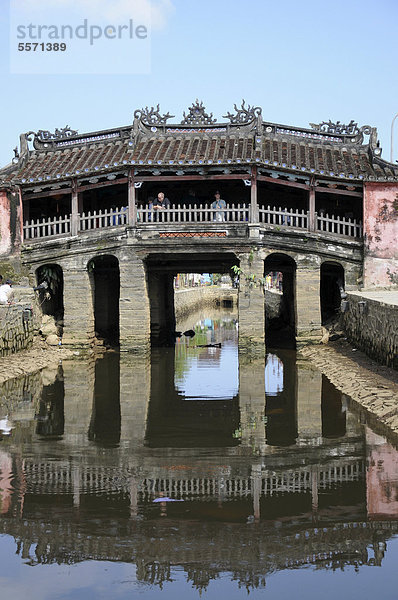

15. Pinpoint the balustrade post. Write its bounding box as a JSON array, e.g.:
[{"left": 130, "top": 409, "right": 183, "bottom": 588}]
[{"left": 128, "top": 170, "right": 137, "bottom": 226}]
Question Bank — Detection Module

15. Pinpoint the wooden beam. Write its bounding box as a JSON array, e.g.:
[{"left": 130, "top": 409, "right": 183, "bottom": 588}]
[
  {"left": 314, "top": 185, "right": 362, "bottom": 198},
  {"left": 133, "top": 174, "right": 249, "bottom": 182},
  {"left": 22, "top": 176, "right": 128, "bottom": 199},
  {"left": 77, "top": 177, "right": 128, "bottom": 193},
  {"left": 257, "top": 174, "right": 310, "bottom": 190},
  {"left": 23, "top": 187, "right": 72, "bottom": 199}
]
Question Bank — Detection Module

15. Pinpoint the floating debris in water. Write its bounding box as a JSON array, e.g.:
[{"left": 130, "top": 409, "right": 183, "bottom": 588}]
[{"left": 153, "top": 497, "right": 184, "bottom": 503}]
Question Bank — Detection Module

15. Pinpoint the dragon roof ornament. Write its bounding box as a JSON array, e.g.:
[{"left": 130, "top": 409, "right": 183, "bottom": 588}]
[
  {"left": 181, "top": 100, "right": 217, "bottom": 126},
  {"left": 223, "top": 100, "right": 262, "bottom": 124},
  {"left": 26, "top": 126, "right": 78, "bottom": 142},
  {"left": 309, "top": 120, "right": 373, "bottom": 137},
  {"left": 134, "top": 104, "right": 175, "bottom": 125}
]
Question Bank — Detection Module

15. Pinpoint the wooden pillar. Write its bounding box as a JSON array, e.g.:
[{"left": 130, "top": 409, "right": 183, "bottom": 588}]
[
  {"left": 308, "top": 183, "right": 316, "bottom": 232},
  {"left": 251, "top": 464, "right": 262, "bottom": 522},
  {"left": 311, "top": 467, "right": 319, "bottom": 516},
  {"left": 128, "top": 170, "right": 137, "bottom": 226},
  {"left": 71, "top": 179, "right": 79, "bottom": 236},
  {"left": 250, "top": 165, "right": 258, "bottom": 223}
]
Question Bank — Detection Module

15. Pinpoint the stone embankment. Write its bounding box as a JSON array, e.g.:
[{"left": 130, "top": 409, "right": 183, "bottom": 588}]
[
  {"left": 0, "top": 339, "right": 74, "bottom": 385},
  {"left": 342, "top": 290, "right": 398, "bottom": 369},
  {"left": 301, "top": 339, "right": 398, "bottom": 441},
  {"left": 0, "top": 303, "right": 35, "bottom": 356},
  {"left": 0, "top": 282, "right": 42, "bottom": 356}
]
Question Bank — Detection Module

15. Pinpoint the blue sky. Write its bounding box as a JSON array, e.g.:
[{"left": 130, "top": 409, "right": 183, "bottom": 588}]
[{"left": 1, "top": 0, "right": 398, "bottom": 167}]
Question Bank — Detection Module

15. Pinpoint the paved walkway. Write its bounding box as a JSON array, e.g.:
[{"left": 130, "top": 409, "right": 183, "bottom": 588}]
[{"left": 348, "top": 290, "right": 398, "bottom": 306}]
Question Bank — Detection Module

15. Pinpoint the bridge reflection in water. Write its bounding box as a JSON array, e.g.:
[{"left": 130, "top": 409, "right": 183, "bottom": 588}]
[{"left": 0, "top": 312, "right": 397, "bottom": 596}]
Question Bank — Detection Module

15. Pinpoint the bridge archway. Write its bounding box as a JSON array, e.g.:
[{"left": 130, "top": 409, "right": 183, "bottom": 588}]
[
  {"left": 145, "top": 252, "right": 238, "bottom": 346},
  {"left": 320, "top": 261, "right": 345, "bottom": 324},
  {"left": 35, "top": 264, "right": 64, "bottom": 322},
  {"left": 263, "top": 253, "right": 296, "bottom": 348},
  {"left": 87, "top": 254, "right": 120, "bottom": 345}
]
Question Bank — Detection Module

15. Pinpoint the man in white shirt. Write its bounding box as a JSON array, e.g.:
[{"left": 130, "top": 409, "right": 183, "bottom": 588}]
[{"left": 0, "top": 280, "right": 14, "bottom": 305}]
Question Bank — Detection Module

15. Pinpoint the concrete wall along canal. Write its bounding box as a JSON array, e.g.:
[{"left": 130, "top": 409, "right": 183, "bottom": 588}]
[
  {"left": 174, "top": 286, "right": 238, "bottom": 319},
  {"left": 342, "top": 292, "right": 398, "bottom": 370}
]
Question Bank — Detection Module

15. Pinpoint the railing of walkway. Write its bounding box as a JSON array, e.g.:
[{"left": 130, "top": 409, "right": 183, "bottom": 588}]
[
  {"left": 23, "top": 204, "right": 363, "bottom": 241},
  {"left": 137, "top": 203, "right": 249, "bottom": 223}
]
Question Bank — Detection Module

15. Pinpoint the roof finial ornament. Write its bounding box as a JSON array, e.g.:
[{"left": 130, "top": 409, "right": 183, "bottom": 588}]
[
  {"left": 181, "top": 100, "right": 216, "bottom": 126},
  {"left": 134, "top": 104, "right": 175, "bottom": 125},
  {"left": 223, "top": 100, "right": 262, "bottom": 124},
  {"left": 309, "top": 120, "right": 360, "bottom": 136}
]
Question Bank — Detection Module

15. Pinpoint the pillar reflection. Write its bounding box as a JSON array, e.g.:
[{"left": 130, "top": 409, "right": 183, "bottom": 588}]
[{"left": 88, "top": 352, "right": 121, "bottom": 447}]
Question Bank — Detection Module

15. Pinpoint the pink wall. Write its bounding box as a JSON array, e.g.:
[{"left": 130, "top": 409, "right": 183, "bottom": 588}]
[
  {"left": 366, "top": 428, "right": 398, "bottom": 520},
  {"left": 0, "top": 189, "right": 11, "bottom": 255},
  {"left": 0, "top": 187, "right": 23, "bottom": 256},
  {"left": 363, "top": 182, "right": 398, "bottom": 288}
]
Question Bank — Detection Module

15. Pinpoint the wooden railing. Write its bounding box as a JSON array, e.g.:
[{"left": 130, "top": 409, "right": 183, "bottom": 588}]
[
  {"left": 23, "top": 204, "right": 363, "bottom": 241},
  {"left": 317, "top": 213, "right": 362, "bottom": 238},
  {"left": 80, "top": 207, "right": 128, "bottom": 231},
  {"left": 137, "top": 203, "right": 249, "bottom": 223},
  {"left": 23, "top": 215, "right": 71, "bottom": 240},
  {"left": 259, "top": 206, "right": 308, "bottom": 228}
]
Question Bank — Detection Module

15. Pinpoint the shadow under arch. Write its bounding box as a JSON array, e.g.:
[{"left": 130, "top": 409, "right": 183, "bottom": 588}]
[
  {"left": 35, "top": 263, "right": 64, "bottom": 323},
  {"left": 87, "top": 254, "right": 120, "bottom": 346},
  {"left": 263, "top": 253, "right": 296, "bottom": 349},
  {"left": 320, "top": 261, "right": 345, "bottom": 324}
]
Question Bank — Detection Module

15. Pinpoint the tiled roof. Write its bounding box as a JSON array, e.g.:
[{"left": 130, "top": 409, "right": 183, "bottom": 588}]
[{"left": 2, "top": 104, "right": 398, "bottom": 187}]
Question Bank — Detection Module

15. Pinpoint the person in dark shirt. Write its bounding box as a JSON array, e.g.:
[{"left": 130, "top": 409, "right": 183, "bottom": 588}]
[{"left": 152, "top": 192, "right": 170, "bottom": 221}]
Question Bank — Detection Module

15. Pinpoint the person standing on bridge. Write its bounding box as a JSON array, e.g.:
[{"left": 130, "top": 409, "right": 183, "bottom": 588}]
[
  {"left": 211, "top": 191, "right": 226, "bottom": 222},
  {"left": 152, "top": 192, "right": 171, "bottom": 222}
]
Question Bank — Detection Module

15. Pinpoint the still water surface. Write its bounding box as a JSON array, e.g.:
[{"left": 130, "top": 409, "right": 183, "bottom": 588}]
[{"left": 0, "top": 310, "right": 397, "bottom": 599}]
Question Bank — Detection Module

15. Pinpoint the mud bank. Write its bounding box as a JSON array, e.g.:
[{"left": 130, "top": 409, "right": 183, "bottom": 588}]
[
  {"left": 301, "top": 340, "right": 398, "bottom": 441},
  {"left": 0, "top": 338, "right": 75, "bottom": 385}
]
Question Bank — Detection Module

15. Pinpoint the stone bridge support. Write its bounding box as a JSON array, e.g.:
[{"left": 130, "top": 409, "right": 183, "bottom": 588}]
[
  {"left": 238, "top": 252, "right": 265, "bottom": 353},
  {"left": 295, "top": 258, "right": 322, "bottom": 345},
  {"left": 62, "top": 266, "right": 95, "bottom": 348},
  {"left": 119, "top": 253, "right": 151, "bottom": 353}
]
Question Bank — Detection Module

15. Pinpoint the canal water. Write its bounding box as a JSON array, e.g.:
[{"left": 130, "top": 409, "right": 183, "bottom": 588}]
[{"left": 0, "top": 309, "right": 397, "bottom": 599}]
